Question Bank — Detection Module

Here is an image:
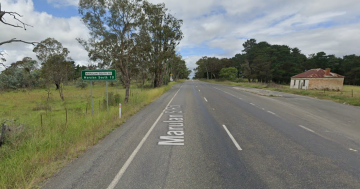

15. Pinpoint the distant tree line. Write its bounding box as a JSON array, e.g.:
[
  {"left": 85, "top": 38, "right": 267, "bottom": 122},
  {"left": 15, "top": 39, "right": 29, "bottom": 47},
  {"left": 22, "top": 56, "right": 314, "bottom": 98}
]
[
  {"left": 0, "top": 0, "right": 191, "bottom": 103},
  {"left": 194, "top": 39, "right": 360, "bottom": 85}
]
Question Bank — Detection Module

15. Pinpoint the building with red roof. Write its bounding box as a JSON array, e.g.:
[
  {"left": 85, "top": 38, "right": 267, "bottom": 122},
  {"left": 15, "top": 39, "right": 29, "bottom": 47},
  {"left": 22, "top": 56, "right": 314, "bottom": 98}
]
[{"left": 290, "top": 68, "right": 345, "bottom": 91}]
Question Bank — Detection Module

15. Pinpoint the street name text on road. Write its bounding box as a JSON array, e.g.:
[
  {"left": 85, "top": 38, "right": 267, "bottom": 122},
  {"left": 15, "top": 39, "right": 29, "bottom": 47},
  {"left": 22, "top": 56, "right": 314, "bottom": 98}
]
[
  {"left": 158, "top": 105, "right": 184, "bottom": 145},
  {"left": 81, "top": 70, "right": 116, "bottom": 81}
]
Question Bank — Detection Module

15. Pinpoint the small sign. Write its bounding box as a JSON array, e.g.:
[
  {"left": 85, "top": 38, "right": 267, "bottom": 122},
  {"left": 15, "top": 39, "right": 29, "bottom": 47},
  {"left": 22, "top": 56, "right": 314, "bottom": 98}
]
[{"left": 81, "top": 70, "right": 116, "bottom": 81}]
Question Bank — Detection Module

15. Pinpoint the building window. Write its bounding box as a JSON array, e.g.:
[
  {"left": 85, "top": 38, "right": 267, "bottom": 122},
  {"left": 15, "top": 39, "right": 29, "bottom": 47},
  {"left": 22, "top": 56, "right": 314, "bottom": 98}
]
[
  {"left": 293, "top": 80, "right": 296, "bottom": 86},
  {"left": 303, "top": 80, "right": 305, "bottom": 86}
]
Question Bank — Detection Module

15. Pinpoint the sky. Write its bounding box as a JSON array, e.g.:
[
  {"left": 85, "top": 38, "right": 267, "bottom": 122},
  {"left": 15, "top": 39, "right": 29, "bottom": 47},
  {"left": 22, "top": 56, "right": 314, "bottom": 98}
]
[{"left": 1, "top": 0, "right": 360, "bottom": 78}]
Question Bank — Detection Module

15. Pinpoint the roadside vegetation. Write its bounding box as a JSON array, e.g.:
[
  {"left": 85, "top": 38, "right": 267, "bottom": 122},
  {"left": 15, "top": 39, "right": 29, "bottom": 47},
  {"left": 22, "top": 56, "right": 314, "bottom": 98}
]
[
  {"left": 0, "top": 80, "right": 183, "bottom": 188},
  {"left": 201, "top": 79, "right": 360, "bottom": 106},
  {"left": 193, "top": 39, "right": 360, "bottom": 86}
]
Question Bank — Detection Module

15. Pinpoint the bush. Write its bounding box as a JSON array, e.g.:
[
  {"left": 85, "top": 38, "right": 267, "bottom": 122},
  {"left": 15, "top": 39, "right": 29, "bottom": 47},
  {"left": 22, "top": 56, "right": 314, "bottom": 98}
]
[
  {"left": 75, "top": 78, "right": 88, "bottom": 89},
  {"left": 219, "top": 67, "right": 238, "bottom": 81},
  {"left": 103, "top": 92, "right": 121, "bottom": 107}
]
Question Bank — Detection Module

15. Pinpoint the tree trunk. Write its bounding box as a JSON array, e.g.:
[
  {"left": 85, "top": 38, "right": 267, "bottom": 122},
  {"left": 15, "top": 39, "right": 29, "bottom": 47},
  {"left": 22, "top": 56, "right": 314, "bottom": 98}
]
[
  {"left": 58, "top": 83, "right": 64, "bottom": 101},
  {"left": 55, "top": 83, "right": 59, "bottom": 90},
  {"left": 124, "top": 79, "right": 130, "bottom": 103},
  {"left": 154, "top": 68, "right": 163, "bottom": 88}
]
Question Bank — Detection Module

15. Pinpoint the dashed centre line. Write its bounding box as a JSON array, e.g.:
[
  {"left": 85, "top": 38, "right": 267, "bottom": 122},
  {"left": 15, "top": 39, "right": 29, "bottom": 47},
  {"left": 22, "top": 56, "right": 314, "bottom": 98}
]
[
  {"left": 204, "top": 97, "right": 208, "bottom": 102},
  {"left": 250, "top": 103, "right": 255, "bottom": 106}
]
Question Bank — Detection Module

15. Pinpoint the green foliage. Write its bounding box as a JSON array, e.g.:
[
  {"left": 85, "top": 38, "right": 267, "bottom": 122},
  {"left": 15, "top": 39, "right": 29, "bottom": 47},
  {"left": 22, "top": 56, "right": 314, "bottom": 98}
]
[
  {"left": 194, "top": 38, "right": 360, "bottom": 85},
  {"left": 0, "top": 57, "right": 40, "bottom": 90},
  {"left": 75, "top": 78, "right": 88, "bottom": 89},
  {"left": 219, "top": 67, "right": 238, "bottom": 80}
]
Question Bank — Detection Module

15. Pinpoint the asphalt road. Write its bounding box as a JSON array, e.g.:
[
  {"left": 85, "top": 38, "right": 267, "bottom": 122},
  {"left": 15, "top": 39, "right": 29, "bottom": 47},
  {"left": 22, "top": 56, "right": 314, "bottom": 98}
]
[{"left": 42, "top": 80, "right": 360, "bottom": 189}]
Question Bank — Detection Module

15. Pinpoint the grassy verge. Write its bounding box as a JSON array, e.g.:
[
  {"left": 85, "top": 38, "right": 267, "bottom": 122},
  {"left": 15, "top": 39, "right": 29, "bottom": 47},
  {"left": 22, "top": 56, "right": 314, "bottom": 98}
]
[
  {"left": 0, "top": 80, "right": 183, "bottom": 189},
  {"left": 200, "top": 79, "right": 360, "bottom": 106}
]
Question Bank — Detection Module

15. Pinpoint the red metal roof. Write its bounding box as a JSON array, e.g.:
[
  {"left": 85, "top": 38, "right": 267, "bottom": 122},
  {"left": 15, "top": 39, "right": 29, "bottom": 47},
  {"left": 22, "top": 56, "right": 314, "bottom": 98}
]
[{"left": 291, "top": 68, "right": 344, "bottom": 78}]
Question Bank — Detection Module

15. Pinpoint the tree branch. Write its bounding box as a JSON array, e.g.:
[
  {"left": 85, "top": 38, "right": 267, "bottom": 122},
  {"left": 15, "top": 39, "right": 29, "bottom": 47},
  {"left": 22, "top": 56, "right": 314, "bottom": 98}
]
[
  {"left": 0, "top": 38, "right": 37, "bottom": 46},
  {"left": 0, "top": 3, "right": 33, "bottom": 30}
]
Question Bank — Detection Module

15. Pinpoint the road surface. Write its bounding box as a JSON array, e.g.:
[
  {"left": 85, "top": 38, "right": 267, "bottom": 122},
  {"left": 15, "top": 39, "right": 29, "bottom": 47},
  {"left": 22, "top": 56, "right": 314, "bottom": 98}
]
[{"left": 43, "top": 80, "right": 360, "bottom": 189}]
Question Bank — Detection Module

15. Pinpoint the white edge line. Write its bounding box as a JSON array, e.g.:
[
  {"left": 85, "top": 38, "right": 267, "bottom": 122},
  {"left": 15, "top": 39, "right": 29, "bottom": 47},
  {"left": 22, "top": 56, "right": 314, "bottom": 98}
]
[
  {"left": 222, "top": 125, "right": 242, "bottom": 151},
  {"left": 349, "top": 148, "right": 358, "bottom": 152},
  {"left": 299, "top": 125, "right": 315, "bottom": 133},
  {"left": 250, "top": 103, "right": 255, "bottom": 106},
  {"left": 204, "top": 97, "right": 208, "bottom": 102},
  {"left": 267, "top": 111, "right": 276, "bottom": 115},
  {"left": 107, "top": 85, "right": 183, "bottom": 189}
]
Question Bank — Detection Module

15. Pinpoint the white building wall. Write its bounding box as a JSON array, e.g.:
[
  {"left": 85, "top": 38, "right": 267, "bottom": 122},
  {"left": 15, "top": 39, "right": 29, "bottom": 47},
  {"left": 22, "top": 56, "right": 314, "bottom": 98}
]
[{"left": 290, "top": 78, "right": 309, "bottom": 90}]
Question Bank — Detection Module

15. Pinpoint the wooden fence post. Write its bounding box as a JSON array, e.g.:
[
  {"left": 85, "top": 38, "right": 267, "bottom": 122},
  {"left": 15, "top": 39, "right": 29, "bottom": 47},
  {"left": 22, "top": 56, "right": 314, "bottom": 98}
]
[
  {"left": 0, "top": 122, "right": 6, "bottom": 147},
  {"left": 66, "top": 108, "right": 68, "bottom": 124}
]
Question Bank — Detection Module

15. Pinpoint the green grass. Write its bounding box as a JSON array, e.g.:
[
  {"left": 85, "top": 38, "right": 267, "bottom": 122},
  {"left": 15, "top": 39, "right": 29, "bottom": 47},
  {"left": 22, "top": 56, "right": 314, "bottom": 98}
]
[
  {"left": 0, "top": 80, "right": 183, "bottom": 189},
  {"left": 200, "top": 79, "right": 360, "bottom": 106}
]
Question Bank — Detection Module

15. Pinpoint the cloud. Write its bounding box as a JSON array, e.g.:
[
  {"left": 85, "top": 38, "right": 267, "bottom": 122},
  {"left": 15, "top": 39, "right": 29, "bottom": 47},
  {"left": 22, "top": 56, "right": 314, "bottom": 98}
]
[
  {"left": 46, "top": 0, "right": 79, "bottom": 7},
  {"left": 0, "top": 0, "right": 89, "bottom": 70},
  {"left": 150, "top": 0, "right": 360, "bottom": 60}
]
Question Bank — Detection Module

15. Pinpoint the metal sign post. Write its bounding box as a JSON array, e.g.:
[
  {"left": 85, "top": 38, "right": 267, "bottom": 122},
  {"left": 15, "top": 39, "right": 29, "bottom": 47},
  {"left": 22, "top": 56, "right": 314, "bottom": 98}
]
[
  {"left": 91, "top": 81, "right": 93, "bottom": 115},
  {"left": 106, "top": 81, "right": 109, "bottom": 115},
  {"left": 81, "top": 70, "right": 116, "bottom": 116}
]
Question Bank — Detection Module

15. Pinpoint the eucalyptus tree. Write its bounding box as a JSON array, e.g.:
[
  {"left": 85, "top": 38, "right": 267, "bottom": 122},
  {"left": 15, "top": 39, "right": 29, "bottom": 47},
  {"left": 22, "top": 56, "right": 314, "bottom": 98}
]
[
  {"left": 142, "top": 1, "right": 183, "bottom": 87},
  {"left": 169, "top": 54, "right": 189, "bottom": 81},
  {"left": 0, "top": 57, "right": 40, "bottom": 90},
  {"left": 33, "top": 38, "right": 72, "bottom": 101},
  {"left": 78, "top": 0, "right": 143, "bottom": 103}
]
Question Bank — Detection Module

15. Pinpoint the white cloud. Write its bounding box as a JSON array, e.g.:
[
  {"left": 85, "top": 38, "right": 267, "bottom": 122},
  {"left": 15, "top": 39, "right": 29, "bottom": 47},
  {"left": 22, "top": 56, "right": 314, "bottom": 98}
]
[
  {"left": 46, "top": 0, "right": 79, "bottom": 7},
  {"left": 150, "top": 0, "right": 360, "bottom": 60},
  {"left": 0, "top": 0, "right": 89, "bottom": 70}
]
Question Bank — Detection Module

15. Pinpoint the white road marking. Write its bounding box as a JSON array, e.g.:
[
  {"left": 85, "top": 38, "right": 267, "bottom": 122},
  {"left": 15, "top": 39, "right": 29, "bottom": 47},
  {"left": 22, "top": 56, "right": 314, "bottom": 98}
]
[
  {"left": 106, "top": 85, "right": 183, "bottom": 189},
  {"left": 299, "top": 125, "right": 315, "bottom": 133},
  {"left": 204, "top": 97, "right": 208, "bottom": 102},
  {"left": 262, "top": 108, "right": 265, "bottom": 110},
  {"left": 349, "top": 148, "right": 358, "bottom": 152},
  {"left": 199, "top": 90, "right": 200, "bottom": 92},
  {"left": 267, "top": 111, "right": 276, "bottom": 115},
  {"left": 222, "top": 125, "right": 242, "bottom": 151},
  {"left": 239, "top": 98, "right": 242, "bottom": 99},
  {"left": 250, "top": 103, "right": 255, "bottom": 106}
]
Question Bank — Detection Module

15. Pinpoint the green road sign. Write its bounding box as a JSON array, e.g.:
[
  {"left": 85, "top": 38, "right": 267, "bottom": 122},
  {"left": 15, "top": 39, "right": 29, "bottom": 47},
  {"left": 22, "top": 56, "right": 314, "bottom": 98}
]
[{"left": 81, "top": 70, "right": 116, "bottom": 81}]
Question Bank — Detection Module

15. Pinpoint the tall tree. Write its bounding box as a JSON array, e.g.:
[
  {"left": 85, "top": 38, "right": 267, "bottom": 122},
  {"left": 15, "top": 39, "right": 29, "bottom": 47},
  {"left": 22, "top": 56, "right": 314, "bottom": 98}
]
[
  {"left": 78, "top": 0, "right": 143, "bottom": 103},
  {"left": 142, "top": 1, "right": 183, "bottom": 87},
  {"left": 33, "top": 38, "right": 72, "bottom": 101},
  {"left": 242, "top": 39, "right": 257, "bottom": 82}
]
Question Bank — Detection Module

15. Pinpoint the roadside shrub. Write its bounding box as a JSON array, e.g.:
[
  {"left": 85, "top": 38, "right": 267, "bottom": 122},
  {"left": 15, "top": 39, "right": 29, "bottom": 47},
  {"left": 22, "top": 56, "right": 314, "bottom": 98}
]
[
  {"left": 103, "top": 92, "right": 121, "bottom": 107},
  {"left": 75, "top": 78, "right": 88, "bottom": 89},
  {"left": 219, "top": 67, "right": 238, "bottom": 81}
]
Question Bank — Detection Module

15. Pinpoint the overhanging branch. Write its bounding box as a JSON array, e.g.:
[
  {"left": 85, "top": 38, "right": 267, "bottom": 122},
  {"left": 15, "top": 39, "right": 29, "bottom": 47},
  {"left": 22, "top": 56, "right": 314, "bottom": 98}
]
[
  {"left": 0, "top": 38, "right": 37, "bottom": 46},
  {"left": 0, "top": 3, "right": 33, "bottom": 30}
]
